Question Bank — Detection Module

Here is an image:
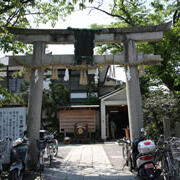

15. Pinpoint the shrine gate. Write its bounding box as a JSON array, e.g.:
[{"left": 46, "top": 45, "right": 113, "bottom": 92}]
[{"left": 4, "top": 22, "right": 170, "bottom": 166}]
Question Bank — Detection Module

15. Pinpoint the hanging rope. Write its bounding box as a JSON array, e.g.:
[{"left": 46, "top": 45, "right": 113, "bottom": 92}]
[
  {"left": 79, "top": 70, "right": 88, "bottom": 85},
  {"left": 51, "top": 65, "right": 58, "bottom": 80},
  {"left": 24, "top": 67, "right": 31, "bottom": 82},
  {"left": 13, "top": 57, "right": 163, "bottom": 71}
]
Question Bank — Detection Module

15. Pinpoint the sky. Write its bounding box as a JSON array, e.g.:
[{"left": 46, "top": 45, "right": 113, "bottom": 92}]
[{"left": 0, "top": 4, "right": 126, "bottom": 82}]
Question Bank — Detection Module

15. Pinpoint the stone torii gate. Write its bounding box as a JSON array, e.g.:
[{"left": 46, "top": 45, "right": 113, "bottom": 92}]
[{"left": 6, "top": 23, "right": 170, "bottom": 166}]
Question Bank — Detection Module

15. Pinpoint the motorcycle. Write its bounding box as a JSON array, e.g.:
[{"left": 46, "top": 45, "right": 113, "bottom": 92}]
[
  {"left": 131, "top": 128, "right": 161, "bottom": 179},
  {"left": 8, "top": 132, "right": 29, "bottom": 180}
]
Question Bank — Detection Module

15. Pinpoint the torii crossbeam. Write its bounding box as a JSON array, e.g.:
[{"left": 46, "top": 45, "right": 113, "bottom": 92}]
[{"left": 3, "top": 22, "right": 171, "bottom": 167}]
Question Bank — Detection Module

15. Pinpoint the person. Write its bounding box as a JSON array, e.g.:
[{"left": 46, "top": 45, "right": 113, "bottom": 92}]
[{"left": 110, "top": 120, "right": 116, "bottom": 139}]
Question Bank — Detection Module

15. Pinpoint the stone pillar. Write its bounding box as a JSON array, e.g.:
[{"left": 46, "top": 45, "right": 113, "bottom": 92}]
[
  {"left": 27, "top": 41, "right": 45, "bottom": 168},
  {"left": 101, "top": 101, "right": 106, "bottom": 140},
  {"left": 123, "top": 39, "right": 143, "bottom": 141}
]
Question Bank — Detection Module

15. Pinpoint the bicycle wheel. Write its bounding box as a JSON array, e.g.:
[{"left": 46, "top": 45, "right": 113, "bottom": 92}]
[
  {"left": 161, "top": 156, "right": 172, "bottom": 180},
  {"left": 54, "top": 146, "right": 58, "bottom": 157},
  {"left": 49, "top": 154, "right": 52, "bottom": 166},
  {"left": 123, "top": 143, "right": 129, "bottom": 166},
  {"left": 128, "top": 153, "right": 133, "bottom": 172},
  {"left": 122, "top": 143, "right": 126, "bottom": 159},
  {"left": 47, "top": 146, "right": 53, "bottom": 166},
  {"left": 53, "top": 139, "right": 58, "bottom": 157}
]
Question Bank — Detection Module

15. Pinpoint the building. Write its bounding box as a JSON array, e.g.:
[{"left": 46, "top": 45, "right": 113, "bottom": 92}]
[{"left": 0, "top": 62, "right": 127, "bottom": 140}]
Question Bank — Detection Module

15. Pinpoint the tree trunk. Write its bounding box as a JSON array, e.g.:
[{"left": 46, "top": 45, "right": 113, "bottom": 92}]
[{"left": 163, "top": 117, "right": 170, "bottom": 138}]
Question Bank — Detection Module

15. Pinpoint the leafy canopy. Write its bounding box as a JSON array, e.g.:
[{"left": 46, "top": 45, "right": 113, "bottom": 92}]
[{"left": 0, "top": 0, "right": 94, "bottom": 53}]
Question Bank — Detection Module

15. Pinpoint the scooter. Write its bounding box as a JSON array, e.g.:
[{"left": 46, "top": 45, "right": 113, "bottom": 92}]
[
  {"left": 131, "top": 129, "right": 161, "bottom": 179},
  {"left": 8, "top": 132, "right": 29, "bottom": 180}
]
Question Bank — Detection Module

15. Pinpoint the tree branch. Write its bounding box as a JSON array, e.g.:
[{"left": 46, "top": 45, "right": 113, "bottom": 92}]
[
  {"left": 0, "top": 0, "right": 34, "bottom": 15},
  {"left": 87, "top": 6, "right": 132, "bottom": 25},
  {"left": 4, "top": 9, "right": 20, "bottom": 27},
  {"left": 120, "top": 0, "right": 135, "bottom": 26},
  {"left": 173, "top": 0, "right": 180, "bottom": 25}
]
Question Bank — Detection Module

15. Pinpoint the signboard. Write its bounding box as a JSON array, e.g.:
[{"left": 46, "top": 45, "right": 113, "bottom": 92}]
[{"left": 0, "top": 107, "right": 26, "bottom": 140}]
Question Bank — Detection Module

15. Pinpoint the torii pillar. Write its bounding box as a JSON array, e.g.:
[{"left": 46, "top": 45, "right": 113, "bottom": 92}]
[
  {"left": 123, "top": 39, "right": 143, "bottom": 140},
  {"left": 27, "top": 42, "right": 45, "bottom": 167}
]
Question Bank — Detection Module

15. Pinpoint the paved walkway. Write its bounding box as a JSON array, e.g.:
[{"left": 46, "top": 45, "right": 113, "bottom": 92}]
[{"left": 31, "top": 143, "right": 136, "bottom": 180}]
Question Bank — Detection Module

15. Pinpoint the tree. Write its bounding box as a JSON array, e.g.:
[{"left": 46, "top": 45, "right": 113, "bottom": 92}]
[
  {"left": 0, "top": 0, "right": 94, "bottom": 28},
  {"left": 143, "top": 90, "right": 180, "bottom": 140},
  {"left": 0, "top": 64, "right": 24, "bottom": 106},
  {"left": 0, "top": 83, "right": 22, "bottom": 106},
  {"left": 42, "top": 82, "right": 70, "bottom": 133},
  {"left": 0, "top": 0, "right": 94, "bottom": 53},
  {"left": 88, "top": 0, "right": 180, "bottom": 137},
  {"left": 139, "top": 22, "right": 180, "bottom": 97},
  {"left": 89, "top": 0, "right": 180, "bottom": 95}
]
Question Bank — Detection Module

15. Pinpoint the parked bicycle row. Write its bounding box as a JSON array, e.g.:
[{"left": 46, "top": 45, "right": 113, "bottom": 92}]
[
  {"left": 0, "top": 130, "right": 58, "bottom": 180},
  {"left": 118, "top": 128, "right": 180, "bottom": 180}
]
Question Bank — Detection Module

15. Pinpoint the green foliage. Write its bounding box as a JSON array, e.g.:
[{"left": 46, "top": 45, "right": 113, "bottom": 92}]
[
  {"left": 0, "top": 0, "right": 94, "bottom": 53},
  {"left": 0, "top": 84, "right": 24, "bottom": 107},
  {"left": 139, "top": 21, "right": 180, "bottom": 96},
  {"left": 85, "top": 94, "right": 99, "bottom": 105},
  {"left": 143, "top": 90, "right": 180, "bottom": 140},
  {"left": 42, "top": 82, "right": 70, "bottom": 131},
  {"left": 18, "top": 82, "right": 29, "bottom": 105},
  {"left": 93, "top": 0, "right": 179, "bottom": 96}
]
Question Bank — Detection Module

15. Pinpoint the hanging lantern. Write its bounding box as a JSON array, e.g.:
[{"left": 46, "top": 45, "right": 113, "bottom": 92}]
[
  {"left": 51, "top": 65, "right": 58, "bottom": 80},
  {"left": 79, "top": 70, "right": 88, "bottom": 85}
]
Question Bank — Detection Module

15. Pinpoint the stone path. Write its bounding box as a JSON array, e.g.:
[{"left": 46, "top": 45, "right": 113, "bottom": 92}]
[{"left": 30, "top": 143, "right": 136, "bottom": 180}]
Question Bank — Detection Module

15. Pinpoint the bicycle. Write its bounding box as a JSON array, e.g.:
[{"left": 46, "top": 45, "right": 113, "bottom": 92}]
[
  {"left": 46, "top": 135, "right": 58, "bottom": 166},
  {"left": 119, "top": 138, "right": 133, "bottom": 171},
  {"left": 36, "top": 139, "right": 46, "bottom": 177},
  {"left": 155, "top": 136, "right": 180, "bottom": 180}
]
